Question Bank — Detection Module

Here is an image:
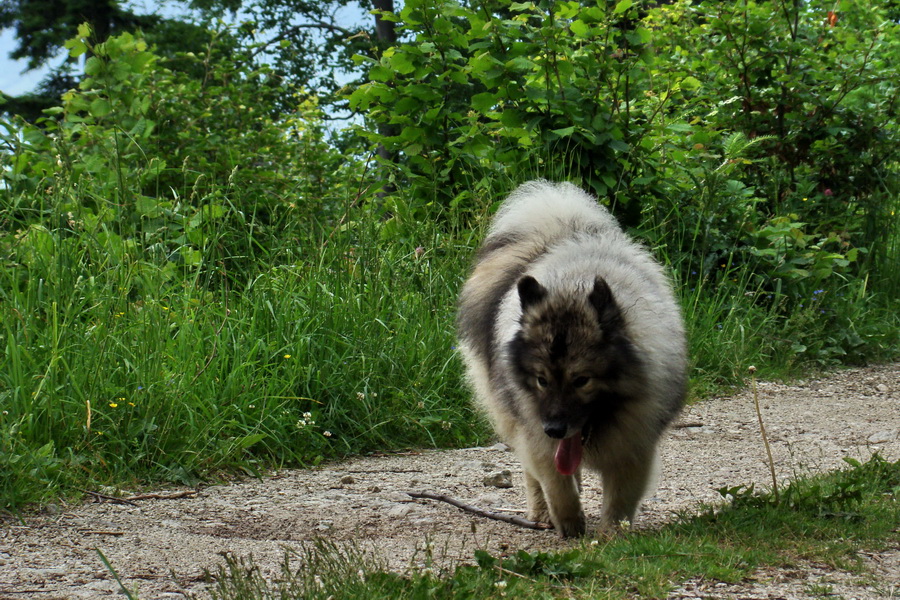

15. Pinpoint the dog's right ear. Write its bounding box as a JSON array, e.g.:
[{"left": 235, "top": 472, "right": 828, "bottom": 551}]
[{"left": 517, "top": 275, "right": 546, "bottom": 310}]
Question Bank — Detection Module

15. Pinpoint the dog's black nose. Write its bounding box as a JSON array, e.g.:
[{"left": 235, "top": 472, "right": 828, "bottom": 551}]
[{"left": 543, "top": 421, "right": 567, "bottom": 439}]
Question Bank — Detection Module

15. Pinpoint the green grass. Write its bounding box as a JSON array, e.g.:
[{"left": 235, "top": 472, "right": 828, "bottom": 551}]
[
  {"left": 201, "top": 455, "right": 899, "bottom": 600},
  {"left": 0, "top": 205, "right": 486, "bottom": 509},
  {"left": 2, "top": 178, "right": 899, "bottom": 510}
]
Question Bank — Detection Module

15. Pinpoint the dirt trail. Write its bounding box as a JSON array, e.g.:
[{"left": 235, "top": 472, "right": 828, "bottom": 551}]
[{"left": 1, "top": 364, "right": 898, "bottom": 599}]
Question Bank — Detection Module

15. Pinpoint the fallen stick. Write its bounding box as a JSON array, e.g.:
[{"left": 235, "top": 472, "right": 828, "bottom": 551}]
[
  {"left": 79, "top": 489, "right": 139, "bottom": 506},
  {"left": 79, "top": 489, "right": 198, "bottom": 505},
  {"left": 407, "top": 491, "right": 552, "bottom": 531},
  {"left": 124, "top": 491, "right": 198, "bottom": 501}
]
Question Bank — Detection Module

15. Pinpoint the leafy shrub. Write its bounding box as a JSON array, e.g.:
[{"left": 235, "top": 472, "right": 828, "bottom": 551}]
[
  {"left": 645, "top": 0, "right": 899, "bottom": 269},
  {"left": 1, "top": 24, "right": 353, "bottom": 283},
  {"left": 353, "top": 1, "right": 899, "bottom": 298},
  {"left": 350, "top": 0, "right": 685, "bottom": 225}
]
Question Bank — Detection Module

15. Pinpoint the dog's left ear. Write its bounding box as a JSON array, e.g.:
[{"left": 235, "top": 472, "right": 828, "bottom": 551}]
[{"left": 588, "top": 277, "right": 623, "bottom": 329}]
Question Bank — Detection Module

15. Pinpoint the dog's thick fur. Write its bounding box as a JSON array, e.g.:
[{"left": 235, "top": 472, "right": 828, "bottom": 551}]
[{"left": 456, "top": 181, "right": 687, "bottom": 537}]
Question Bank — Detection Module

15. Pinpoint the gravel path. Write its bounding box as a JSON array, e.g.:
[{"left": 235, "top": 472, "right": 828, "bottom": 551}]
[{"left": 1, "top": 363, "right": 898, "bottom": 599}]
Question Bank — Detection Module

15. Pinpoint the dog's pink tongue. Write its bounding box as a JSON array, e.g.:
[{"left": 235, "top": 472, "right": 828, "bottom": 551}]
[{"left": 554, "top": 435, "right": 583, "bottom": 476}]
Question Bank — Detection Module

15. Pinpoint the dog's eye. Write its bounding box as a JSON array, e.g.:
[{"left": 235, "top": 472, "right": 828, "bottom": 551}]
[
  {"left": 535, "top": 375, "right": 548, "bottom": 389},
  {"left": 572, "top": 376, "right": 590, "bottom": 389}
]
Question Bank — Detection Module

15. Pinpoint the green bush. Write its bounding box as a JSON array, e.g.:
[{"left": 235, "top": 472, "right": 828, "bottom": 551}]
[
  {"left": 1, "top": 24, "right": 353, "bottom": 282},
  {"left": 353, "top": 0, "right": 899, "bottom": 292}
]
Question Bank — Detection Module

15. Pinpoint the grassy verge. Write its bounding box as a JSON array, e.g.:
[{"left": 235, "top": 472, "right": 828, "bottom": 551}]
[
  {"left": 0, "top": 208, "right": 483, "bottom": 509},
  {"left": 2, "top": 188, "right": 899, "bottom": 510},
  {"left": 201, "top": 454, "right": 899, "bottom": 599}
]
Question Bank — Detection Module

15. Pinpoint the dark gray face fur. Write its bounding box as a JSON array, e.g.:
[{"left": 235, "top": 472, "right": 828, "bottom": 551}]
[{"left": 509, "top": 276, "right": 636, "bottom": 440}]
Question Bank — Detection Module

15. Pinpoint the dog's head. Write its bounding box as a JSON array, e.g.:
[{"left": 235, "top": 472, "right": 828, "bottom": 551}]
[{"left": 508, "top": 275, "right": 637, "bottom": 451}]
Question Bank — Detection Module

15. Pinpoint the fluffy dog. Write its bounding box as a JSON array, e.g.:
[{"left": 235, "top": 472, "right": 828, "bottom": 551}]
[{"left": 456, "top": 180, "right": 687, "bottom": 537}]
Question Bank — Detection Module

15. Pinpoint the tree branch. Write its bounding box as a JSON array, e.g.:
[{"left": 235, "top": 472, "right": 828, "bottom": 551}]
[{"left": 248, "top": 21, "right": 361, "bottom": 61}]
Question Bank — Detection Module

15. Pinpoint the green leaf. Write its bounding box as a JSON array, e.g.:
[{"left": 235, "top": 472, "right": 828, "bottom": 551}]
[
  {"left": 569, "top": 20, "right": 590, "bottom": 37},
  {"left": 64, "top": 37, "right": 88, "bottom": 58},
  {"left": 500, "top": 109, "right": 523, "bottom": 127},
  {"left": 550, "top": 126, "right": 575, "bottom": 138},
  {"left": 369, "top": 65, "right": 394, "bottom": 82},
  {"left": 602, "top": 174, "right": 617, "bottom": 190},
  {"left": 614, "top": 0, "right": 634, "bottom": 14},
  {"left": 680, "top": 76, "right": 702, "bottom": 91},
  {"left": 390, "top": 52, "right": 417, "bottom": 75},
  {"left": 84, "top": 56, "right": 103, "bottom": 76},
  {"left": 351, "top": 53, "right": 376, "bottom": 65},
  {"left": 136, "top": 196, "right": 163, "bottom": 218},
  {"left": 89, "top": 98, "right": 112, "bottom": 118},
  {"left": 471, "top": 92, "right": 498, "bottom": 113},
  {"left": 202, "top": 204, "right": 226, "bottom": 220},
  {"left": 234, "top": 433, "right": 267, "bottom": 450}
]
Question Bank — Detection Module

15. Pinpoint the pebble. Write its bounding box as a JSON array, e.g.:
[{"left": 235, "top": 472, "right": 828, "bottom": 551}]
[
  {"left": 482, "top": 470, "right": 513, "bottom": 489},
  {"left": 83, "top": 579, "right": 121, "bottom": 592},
  {"left": 388, "top": 504, "right": 413, "bottom": 519},
  {"left": 315, "top": 520, "right": 334, "bottom": 532},
  {"left": 867, "top": 430, "right": 898, "bottom": 444}
]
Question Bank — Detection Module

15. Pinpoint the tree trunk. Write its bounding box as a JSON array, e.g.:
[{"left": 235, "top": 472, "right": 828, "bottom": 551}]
[{"left": 371, "top": 0, "right": 398, "bottom": 196}]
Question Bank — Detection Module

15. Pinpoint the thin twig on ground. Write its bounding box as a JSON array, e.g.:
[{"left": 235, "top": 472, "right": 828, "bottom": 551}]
[
  {"left": 79, "top": 489, "right": 139, "bottom": 506},
  {"left": 407, "top": 491, "right": 552, "bottom": 531},
  {"left": 79, "top": 489, "right": 198, "bottom": 505},
  {"left": 124, "top": 491, "right": 198, "bottom": 501}
]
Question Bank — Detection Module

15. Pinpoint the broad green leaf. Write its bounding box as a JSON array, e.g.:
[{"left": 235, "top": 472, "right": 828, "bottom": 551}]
[
  {"left": 84, "top": 56, "right": 103, "bottom": 76},
  {"left": 550, "top": 126, "right": 575, "bottom": 138},
  {"left": 64, "top": 37, "right": 88, "bottom": 58},
  {"left": 614, "top": 0, "right": 634, "bottom": 14},
  {"left": 471, "top": 92, "right": 498, "bottom": 113},
  {"left": 390, "top": 52, "right": 417, "bottom": 75},
  {"left": 680, "top": 76, "right": 702, "bottom": 91},
  {"left": 369, "top": 65, "right": 394, "bottom": 82},
  {"left": 136, "top": 196, "right": 163, "bottom": 217},
  {"left": 202, "top": 204, "right": 226, "bottom": 220},
  {"left": 570, "top": 20, "right": 590, "bottom": 37},
  {"left": 89, "top": 98, "right": 112, "bottom": 118}
]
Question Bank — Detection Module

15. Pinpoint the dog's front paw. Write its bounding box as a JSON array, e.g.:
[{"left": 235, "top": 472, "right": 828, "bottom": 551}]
[{"left": 552, "top": 511, "right": 586, "bottom": 538}]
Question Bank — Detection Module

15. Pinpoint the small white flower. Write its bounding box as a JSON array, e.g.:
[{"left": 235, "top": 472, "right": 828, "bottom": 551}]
[{"left": 323, "top": 431, "right": 332, "bottom": 438}]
